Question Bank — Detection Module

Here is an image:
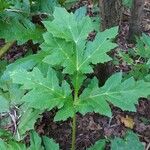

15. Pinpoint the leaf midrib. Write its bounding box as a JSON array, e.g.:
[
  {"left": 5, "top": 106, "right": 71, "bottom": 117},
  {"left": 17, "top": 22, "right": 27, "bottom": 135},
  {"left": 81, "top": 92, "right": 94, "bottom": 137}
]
[
  {"left": 84, "top": 88, "right": 139, "bottom": 100},
  {"left": 78, "top": 39, "right": 107, "bottom": 70},
  {"left": 28, "top": 79, "right": 65, "bottom": 98},
  {"left": 53, "top": 38, "right": 75, "bottom": 69}
]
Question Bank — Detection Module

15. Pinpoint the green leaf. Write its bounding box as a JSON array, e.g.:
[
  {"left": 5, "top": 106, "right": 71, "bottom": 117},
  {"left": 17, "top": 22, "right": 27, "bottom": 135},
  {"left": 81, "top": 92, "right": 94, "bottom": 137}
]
[
  {"left": 0, "top": 131, "right": 57, "bottom": 150},
  {"left": 129, "top": 64, "right": 149, "bottom": 80},
  {"left": 77, "top": 77, "right": 112, "bottom": 117},
  {"left": 2, "top": 51, "right": 49, "bottom": 81},
  {"left": 142, "top": 33, "right": 150, "bottom": 48},
  {"left": 136, "top": 34, "right": 150, "bottom": 58},
  {"left": 0, "top": 0, "right": 45, "bottom": 44},
  {"left": 74, "top": 6, "right": 87, "bottom": 21},
  {"left": 18, "top": 108, "right": 41, "bottom": 135},
  {"left": 7, "top": 141, "right": 26, "bottom": 150},
  {"left": 0, "top": 60, "right": 7, "bottom": 78},
  {"left": 145, "top": 74, "right": 150, "bottom": 82},
  {"left": 119, "top": 52, "right": 133, "bottom": 65},
  {"left": 147, "top": 59, "right": 150, "bottom": 68},
  {"left": 0, "top": 129, "right": 12, "bottom": 138},
  {"left": 0, "top": 96, "right": 9, "bottom": 113},
  {"left": 31, "top": 0, "right": 59, "bottom": 15},
  {"left": 63, "top": 0, "right": 77, "bottom": 9},
  {"left": 0, "top": 18, "right": 43, "bottom": 44},
  {"left": 10, "top": 67, "right": 72, "bottom": 120},
  {"left": 43, "top": 136, "right": 59, "bottom": 150},
  {"left": 0, "top": 138, "right": 26, "bottom": 150},
  {"left": 28, "top": 131, "right": 44, "bottom": 150},
  {"left": 43, "top": 7, "right": 93, "bottom": 42},
  {"left": 111, "top": 131, "right": 144, "bottom": 150},
  {"left": 54, "top": 98, "right": 74, "bottom": 121},
  {"left": 0, "top": 0, "right": 10, "bottom": 12},
  {"left": 43, "top": 7, "right": 118, "bottom": 74},
  {"left": 8, "top": 84, "right": 25, "bottom": 105},
  {"left": 87, "top": 139, "right": 105, "bottom": 150},
  {"left": 9, "top": 0, "right": 30, "bottom": 13},
  {"left": 79, "top": 73, "right": 150, "bottom": 117},
  {"left": 0, "top": 139, "right": 7, "bottom": 150},
  {"left": 122, "top": 0, "right": 133, "bottom": 8}
]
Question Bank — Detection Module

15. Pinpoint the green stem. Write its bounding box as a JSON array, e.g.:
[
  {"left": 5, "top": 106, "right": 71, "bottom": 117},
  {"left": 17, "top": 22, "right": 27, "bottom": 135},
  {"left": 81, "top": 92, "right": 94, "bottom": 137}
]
[
  {"left": 71, "top": 88, "right": 78, "bottom": 150},
  {"left": 71, "top": 114, "right": 76, "bottom": 150},
  {"left": 0, "top": 41, "right": 15, "bottom": 58},
  {"left": 29, "top": 0, "right": 32, "bottom": 7}
]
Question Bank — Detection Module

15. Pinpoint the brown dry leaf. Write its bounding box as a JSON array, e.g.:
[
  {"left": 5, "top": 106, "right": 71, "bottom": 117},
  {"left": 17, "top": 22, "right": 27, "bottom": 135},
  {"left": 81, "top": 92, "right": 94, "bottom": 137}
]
[{"left": 121, "top": 115, "right": 135, "bottom": 129}]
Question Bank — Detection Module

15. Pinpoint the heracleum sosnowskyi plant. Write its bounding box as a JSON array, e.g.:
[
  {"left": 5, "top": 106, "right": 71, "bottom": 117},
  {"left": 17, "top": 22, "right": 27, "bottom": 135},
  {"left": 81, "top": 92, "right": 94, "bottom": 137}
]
[{"left": 8, "top": 7, "right": 150, "bottom": 150}]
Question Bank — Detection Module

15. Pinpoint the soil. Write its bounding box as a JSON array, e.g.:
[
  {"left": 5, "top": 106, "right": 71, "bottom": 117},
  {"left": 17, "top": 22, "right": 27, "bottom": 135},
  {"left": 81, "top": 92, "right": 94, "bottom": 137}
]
[
  {"left": 34, "top": 100, "right": 150, "bottom": 150},
  {"left": 0, "top": 0, "right": 150, "bottom": 150}
]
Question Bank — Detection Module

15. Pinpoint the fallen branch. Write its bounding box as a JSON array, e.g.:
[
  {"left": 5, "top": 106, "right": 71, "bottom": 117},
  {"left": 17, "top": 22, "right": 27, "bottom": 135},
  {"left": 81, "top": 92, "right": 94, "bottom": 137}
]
[
  {"left": 146, "top": 142, "right": 150, "bottom": 150},
  {"left": 0, "top": 41, "right": 15, "bottom": 58}
]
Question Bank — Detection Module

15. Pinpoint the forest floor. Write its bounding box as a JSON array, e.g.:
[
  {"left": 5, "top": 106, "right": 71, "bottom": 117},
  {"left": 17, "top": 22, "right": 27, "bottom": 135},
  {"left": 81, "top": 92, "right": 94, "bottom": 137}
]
[{"left": 0, "top": 0, "right": 150, "bottom": 150}]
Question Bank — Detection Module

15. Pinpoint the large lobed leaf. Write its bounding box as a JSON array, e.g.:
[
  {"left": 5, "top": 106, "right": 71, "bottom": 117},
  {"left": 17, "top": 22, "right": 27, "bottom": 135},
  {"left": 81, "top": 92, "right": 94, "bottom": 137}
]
[
  {"left": 0, "top": 0, "right": 44, "bottom": 44},
  {"left": 0, "top": 18, "right": 43, "bottom": 44},
  {"left": 10, "top": 66, "right": 74, "bottom": 121},
  {"left": 42, "top": 7, "right": 118, "bottom": 74},
  {"left": 9, "top": 66, "right": 75, "bottom": 122},
  {"left": 2, "top": 50, "right": 49, "bottom": 81},
  {"left": 78, "top": 73, "right": 150, "bottom": 117},
  {"left": 18, "top": 108, "right": 42, "bottom": 136}
]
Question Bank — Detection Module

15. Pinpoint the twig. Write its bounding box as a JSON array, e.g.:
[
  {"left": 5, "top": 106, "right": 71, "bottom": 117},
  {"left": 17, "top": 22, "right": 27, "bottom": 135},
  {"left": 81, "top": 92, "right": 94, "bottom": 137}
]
[
  {"left": 0, "top": 41, "right": 15, "bottom": 58},
  {"left": 5, "top": 8, "right": 25, "bottom": 13},
  {"left": 144, "top": 8, "right": 150, "bottom": 12},
  {"left": 9, "top": 111, "right": 17, "bottom": 133},
  {"left": 146, "top": 142, "right": 150, "bottom": 150},
  {"left": 108, "top": 116, "right": 114, "bottom": 127}
]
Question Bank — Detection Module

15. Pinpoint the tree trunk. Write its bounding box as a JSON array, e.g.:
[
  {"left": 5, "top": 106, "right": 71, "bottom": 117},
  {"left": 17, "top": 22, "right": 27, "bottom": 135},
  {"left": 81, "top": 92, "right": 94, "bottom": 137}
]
[
  {"left": 96, "top": 0, "right": 122, "bottom": 86},
  {"left": 99, "top": 0, "right": 122, "bottom": 31},
  {"left": 128, "top": 0, "right": 145, "bottom": 43}
]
